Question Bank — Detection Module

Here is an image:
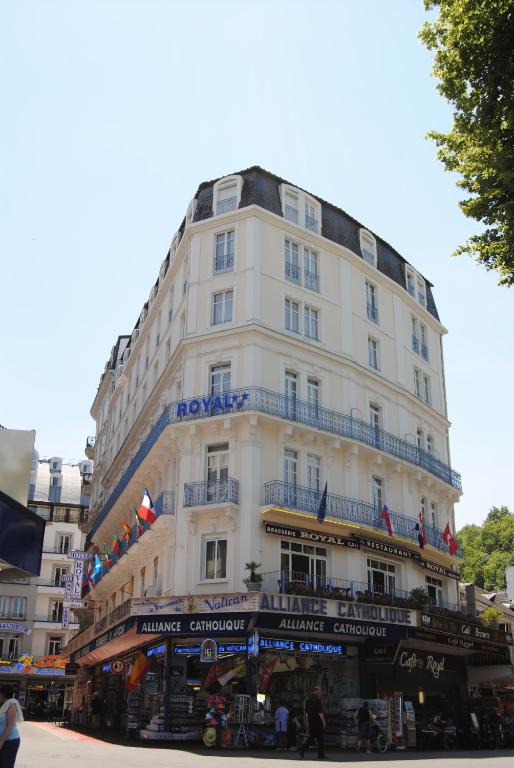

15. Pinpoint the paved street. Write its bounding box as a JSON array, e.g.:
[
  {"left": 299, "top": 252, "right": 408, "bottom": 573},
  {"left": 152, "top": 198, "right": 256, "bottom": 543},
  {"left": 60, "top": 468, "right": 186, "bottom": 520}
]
[{"left": 15, "top": 723, "right": 514, "bottom": 768}]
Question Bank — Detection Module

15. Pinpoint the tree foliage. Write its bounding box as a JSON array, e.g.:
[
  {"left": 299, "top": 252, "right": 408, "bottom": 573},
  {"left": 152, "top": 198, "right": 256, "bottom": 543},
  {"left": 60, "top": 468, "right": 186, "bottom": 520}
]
[
  {"left": 458, "top": 506, "right": 514, "bottom": 589},
  {"left": 420, "top": 0, "right": 514, "bottom": 285}
]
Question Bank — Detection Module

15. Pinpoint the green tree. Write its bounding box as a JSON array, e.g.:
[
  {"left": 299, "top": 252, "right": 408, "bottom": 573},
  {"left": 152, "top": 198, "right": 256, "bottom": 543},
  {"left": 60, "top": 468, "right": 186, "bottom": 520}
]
[
  {"left": 420, "top": 1, "right": 514, "bottom": 285},
  {"left": 458, "top": 506, "right": 514, "bottom": 589}
]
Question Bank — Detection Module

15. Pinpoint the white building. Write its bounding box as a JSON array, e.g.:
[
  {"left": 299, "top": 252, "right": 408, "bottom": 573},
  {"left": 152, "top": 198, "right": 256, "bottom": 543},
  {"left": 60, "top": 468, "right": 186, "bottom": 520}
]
[
  {"left": 0, "top": 454, "right": 90, "bottom": 717},
  {"left": 67, "top": 167, "right": 481, "bottom": 739}
]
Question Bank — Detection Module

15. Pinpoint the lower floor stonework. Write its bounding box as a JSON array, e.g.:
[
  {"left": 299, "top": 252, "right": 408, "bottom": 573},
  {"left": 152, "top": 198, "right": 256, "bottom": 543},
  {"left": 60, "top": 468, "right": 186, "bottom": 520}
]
[{"left": 66, "top": 591, "right": 512, "bottom": 750}]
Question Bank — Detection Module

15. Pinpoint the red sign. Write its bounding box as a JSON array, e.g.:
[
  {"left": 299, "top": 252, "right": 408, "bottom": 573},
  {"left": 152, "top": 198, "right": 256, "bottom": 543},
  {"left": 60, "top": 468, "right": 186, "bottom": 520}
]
[{"left": 111, "top": 658, "right": 125, "bottom": 675}]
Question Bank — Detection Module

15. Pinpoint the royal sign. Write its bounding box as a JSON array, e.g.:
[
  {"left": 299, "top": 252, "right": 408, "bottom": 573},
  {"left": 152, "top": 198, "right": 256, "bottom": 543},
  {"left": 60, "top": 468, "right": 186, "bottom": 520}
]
[{"left": 176, "top": 391, "right": 249, "bottom": 418}]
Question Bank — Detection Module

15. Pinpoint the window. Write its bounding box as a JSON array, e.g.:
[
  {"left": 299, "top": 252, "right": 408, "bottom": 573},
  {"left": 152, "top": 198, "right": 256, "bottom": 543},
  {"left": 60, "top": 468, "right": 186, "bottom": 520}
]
[
  {"left": 368, "top": 336, "right": 379, "bottom": 370},
  {"left": 367, "top": 558, "right": 396, "bottom": 594},
  {"left": 207, "top": 443, "right": 229, "bottom": 500},
  {"left": 153, "top": 556, "right": 159, "bottom": 587},
  {"left": 284, "top": 448, "right": 298, "bottom": 487},
  {"left": 280, "top": 539, "right": 327, "bottom": 587},
  {"left": 50, "top": 601, "right": 63, "bottom": 623},
  {"left": 305, "top": 201, "right": 318, "bottom": 232},
  {"left": 284, "top": 190, "right": 299, "bottom": 224},
  {"left": 369, "top": 403, "right": 381, "bottom": 431},
  {"left": 423, "top": 374, "right": 431, "bottom": 405},
  {"left": 284, "top": 370, "right": 297, "bottom": 419},
  {"left": 145, "top": 339, "right": 149, "bottom": 369},
  {"left": 0, "top": 597, "right": 9, "bottom": 618},
  {"left": 155, "top": 311, "right": 161, "bottom": 348},
  {"left": 180, "top": 313, "right": 186, "bottom": 338},
  {"left": 0, "top": 636, "right": 19, "bottom": 659},
  {"left": 140, "top": 567, "right": 146, "bottom": 598},
  {"left": 307, "top": 378, "right": 320, "bottom": 417},
  {"left": 417, "top": 278, "right": 426, "bottom": 307},
  {"left": 284, "top": 239, "right": 300, "bottom": 283},
  {"left": 304, "top": 248, "right": 319, "bottom": 292},
  {"left": 56, "top": 534, "right": 71, "bottom": 554},
  {"left": 212, "top": 289, "right": 233, "bottom": 325},
  {"left": 168, "top": 287, "right": 174, "bottom": 322},
  {"left": 203, "top": 538, "right": 227, "bottom": 580},
  {"left": 430, "top": 502, "right": 438, "bottom": 529},
  {"left": 11, "top": 597, "right": 26, "bottom": 619},
  {"left": 366, "top": 281, "right": 378, "bottom": 323},
  {"left": 54, "top": 566, "right": 69, "bottom": 586},
  {"left": 307, "top": 455, "right": 320, "bottom": 492},
  {"left": 284, "top": 298, "right": 300, "bottom": 334},
  {"left": 360, "top": 230, "right": 377, "bottom": 267},
  {"left": 166, "top": 339, "right": 171, "bottom": 363},
  {"left": 421, "top": 496, "right": 427, "bottom": 524},
  {"left": 371, "top": 475, "right": 383, "bottom": 510},
  {"left": 304, "top": 306, "right": 319, "bottom": 341},
  {"left": 216, "top": 183, "right": 238, "bottom": 215},
  {"left": 406, "top": 267, "right": 416, "bottom": 297},
  {"left": 414, "top": 368, "right": 422, "bottom": 399},
  {"left": 416, "top": 428, "right": 424, "bottom": 450},
  {"left": 426, "top": 435, "right": 435, "bottom": 454},
  {"left": 426, "top": 576, "right": 443, "bottom": 606},
  {"left": 210, "top": 363, "right": 231, "bottom": 395},
  {"left": 214, "top": 231, "right": 235, "bottom": 274},
  {"left": 48, "top": 636, "right": 62, "bottom": 655},
  {"left": 412, "top": 316, "right": 428, "bottom": 360}
]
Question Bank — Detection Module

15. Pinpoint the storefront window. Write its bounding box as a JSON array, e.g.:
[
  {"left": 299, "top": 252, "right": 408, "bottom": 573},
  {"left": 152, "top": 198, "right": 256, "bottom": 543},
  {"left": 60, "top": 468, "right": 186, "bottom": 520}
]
[
  {"left": 367, "top": 557, "right": 396, "bottom": 594},
  {"left": 204, "top": 538, "right": 227, "bottom": 580},
  {"left": 280, "top": 540, "right": 327, "bottom": 587}
]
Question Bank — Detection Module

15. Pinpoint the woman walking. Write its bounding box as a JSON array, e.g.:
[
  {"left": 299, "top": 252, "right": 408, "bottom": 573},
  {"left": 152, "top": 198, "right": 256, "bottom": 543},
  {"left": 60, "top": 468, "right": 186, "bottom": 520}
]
[{"left": 0, "top": 686, "right": 23, "bottom": 768}]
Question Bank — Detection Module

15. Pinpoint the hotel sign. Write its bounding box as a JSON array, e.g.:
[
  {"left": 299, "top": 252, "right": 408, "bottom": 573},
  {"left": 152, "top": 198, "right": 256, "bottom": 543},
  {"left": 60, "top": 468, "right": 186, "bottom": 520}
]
[
  {"left": 264, "top": 521, "right": 358, "bottom": 549},
  {"left": 176, "top": 391, "right": 249, "bottom": 418}
]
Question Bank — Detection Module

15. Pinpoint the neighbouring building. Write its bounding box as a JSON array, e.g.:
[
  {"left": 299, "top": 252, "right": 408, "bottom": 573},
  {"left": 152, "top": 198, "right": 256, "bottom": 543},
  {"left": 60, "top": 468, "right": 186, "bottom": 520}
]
[
  {"left": 65, "top": 167, "right": 511, "bottom": 744},
  {"left": 0, "top": 454, "right": 90, "bottom": 717}
]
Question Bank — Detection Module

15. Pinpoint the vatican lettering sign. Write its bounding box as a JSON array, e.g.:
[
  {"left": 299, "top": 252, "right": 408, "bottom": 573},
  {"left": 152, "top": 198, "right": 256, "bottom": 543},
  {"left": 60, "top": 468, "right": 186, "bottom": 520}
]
[{"left": 176, "top": 391, "right": 249, "bottom": 417}]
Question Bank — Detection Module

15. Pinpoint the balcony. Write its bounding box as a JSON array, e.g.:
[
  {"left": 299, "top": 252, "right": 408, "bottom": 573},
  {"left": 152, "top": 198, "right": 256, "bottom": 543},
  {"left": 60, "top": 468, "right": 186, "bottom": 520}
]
[
  {"left": 89, "top": 387, "right": 461, "bottom": 537},
  {"left": 285, "top": 261, "right": 301, "bottom": 284},
  {"left": 259, "top": 570, "right": 464, "bottom": 617},
  {"left": 90, "top": 491, "right": 175, "bottom": 587},
  {"left": 304, "top": 270, "right": 320, "bottom": 292},
  {"left": 216, "top": 197, "right": 237, "bottom": 215},
  {"left": 367, "top": 303, "right": 379, "bottom": 323},
  {"left": 184, "top": 478, "right": 239, "bottom": 507},
  {"left": 305, "top": 214, "right": 318, "bottom": 233},
  {"left": 284, "top": 205, "right": 299, "bottom": 225},
  {"left": 264, "top": 480, "right": 462, "bottom": 557}
]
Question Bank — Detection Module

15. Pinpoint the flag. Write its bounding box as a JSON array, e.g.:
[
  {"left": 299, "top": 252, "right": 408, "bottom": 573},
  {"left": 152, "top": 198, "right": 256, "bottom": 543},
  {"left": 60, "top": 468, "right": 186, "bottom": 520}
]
[
  {"left": 139, "top": 488, "right": 156, "bottom": 524},
  {"left": 92, "top": 554, "right": 103, "bottom": 581},
  {"left": 112, "top": 534, "right": 122, "bottom": 556},
  {"left": 125, "top": 652, "right": 150, "bottom": 690},
  {"left": 259, "top": 657, "right": 278, "bottom": 692},
  {"left": 204, "top": 662, "right": 228, "bottom": 691},
  {"left": 103, "top": 545, "right": 112, "bottom": 570},
  {"left": 381, "top": 504, "right": 394, "bottom": 536},
  {"left": 133, "top": 506, "right": 143, "bottom": 537},
  {"left": 317, "top": 482, "right": 328, "bottom": 524},
  {"left": 86, "top": 562, "right": 95, "bottom": 586},
  {"left": 448, "top": 535, "right": 458, "bottom": 556},
  {"left": 121, "top": 520, "right": 132, "bottom": 542},
  {"left": 415, "top": 511, "right": 426, "bottom": 549},
  {"left": 217, "top": 662, "right": 246, "bottom": 687},
  {"left": 442, "top": 522, "right": 451, "bottom": 544}
]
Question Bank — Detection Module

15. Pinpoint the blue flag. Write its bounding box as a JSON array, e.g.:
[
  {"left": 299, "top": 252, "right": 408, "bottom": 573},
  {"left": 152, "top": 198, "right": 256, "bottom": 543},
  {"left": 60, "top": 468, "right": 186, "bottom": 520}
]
[
  {"left": 317, "top": 482, "right": 328, "bottom": 524},
  {"left": 92, "top": 554, "right": 103, "bottom": 581}
]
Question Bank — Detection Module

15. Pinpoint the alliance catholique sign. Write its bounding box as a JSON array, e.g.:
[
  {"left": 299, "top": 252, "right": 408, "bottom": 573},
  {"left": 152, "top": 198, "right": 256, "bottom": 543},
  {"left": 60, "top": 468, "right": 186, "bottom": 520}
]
[{"left": 136, "top": 612, "right": 252, "bottom": 636}]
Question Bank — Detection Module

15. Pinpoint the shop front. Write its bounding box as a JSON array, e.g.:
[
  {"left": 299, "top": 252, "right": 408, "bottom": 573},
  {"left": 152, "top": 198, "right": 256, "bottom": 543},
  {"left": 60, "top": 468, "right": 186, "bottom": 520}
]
[{"left": 0, "top": 657, "right": 75, "bottom": 719}]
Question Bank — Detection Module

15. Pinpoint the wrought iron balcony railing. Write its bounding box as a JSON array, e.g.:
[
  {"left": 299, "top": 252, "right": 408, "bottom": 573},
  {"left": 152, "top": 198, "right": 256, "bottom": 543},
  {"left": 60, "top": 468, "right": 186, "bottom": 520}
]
[
  {"left": 89, "top": 387, "right": 461, "bottom": 536},
  {"left": 285, "top": 261, "right": 301, "bottom": 283},
  {"left": 264, "top": 480, "right": 462, "bottom": 557},
  {"left": 216, "top": 197, "right": 237, "bottom": 215},
  {"left": 184, "top": 478, "right": 239, "bottom": 507},
  {"left": 304, "top": 270, "right": 320, "bottom": 292}
]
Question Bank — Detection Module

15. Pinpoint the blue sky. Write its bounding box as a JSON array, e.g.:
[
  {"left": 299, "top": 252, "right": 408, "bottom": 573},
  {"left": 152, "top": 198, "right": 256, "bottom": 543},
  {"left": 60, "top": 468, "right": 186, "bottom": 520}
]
[{"left": 1, "top": 0, "right": 513, "bottom": 528}]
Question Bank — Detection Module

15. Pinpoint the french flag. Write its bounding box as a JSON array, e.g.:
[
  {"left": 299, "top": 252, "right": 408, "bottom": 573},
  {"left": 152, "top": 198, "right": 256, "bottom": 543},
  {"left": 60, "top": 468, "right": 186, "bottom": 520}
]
[
  {"left": 139, "top": 488, "right": 156, "bottom": 524},
  {"left": 381, "top": 504, "right": 394, "bottom": 536}
]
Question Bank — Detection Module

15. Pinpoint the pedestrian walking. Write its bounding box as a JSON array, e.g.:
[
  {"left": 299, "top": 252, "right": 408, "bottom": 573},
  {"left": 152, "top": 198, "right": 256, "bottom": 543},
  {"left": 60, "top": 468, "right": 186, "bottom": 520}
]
[
  {"left": 274, "top": 700, "right": 289, "bottom": 751},
  {"left": 299, "top": 686, "right": 326, "bottom": 760},
  {"left": 355, "top": 701, "right": 374, "bottom": 753},
  {"left": 0, "top": 686, "right": 23, "bottom": 768}
]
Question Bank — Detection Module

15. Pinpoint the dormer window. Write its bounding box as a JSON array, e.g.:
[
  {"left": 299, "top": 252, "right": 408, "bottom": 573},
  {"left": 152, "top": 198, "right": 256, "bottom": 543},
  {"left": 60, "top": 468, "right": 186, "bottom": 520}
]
[
  {"left": 360, "top": 229, "right": 377, "bottom": 268},
  {"left": 305, "top": 199, "right": 318, "bottom": 233},
  {"left": 213, "top": 175, "right": 242, "bottom": 216},
  {"left": 185, "top": 198, "right": 197, "bottom": 226},
  {"left": 281, "top": 185, "right": 321, "bottom": 234},
  {"left": 405, "top": 267, "right": 416, "bottom": 297},
  {"left": 170, "top": 231, "right": 181, "bottom": 257},
  {"left": 417, "top": 277, "right": 427, "bottom": 307},
  {"left": 284, "top": 189, "right": 299, "bottom": 225}
]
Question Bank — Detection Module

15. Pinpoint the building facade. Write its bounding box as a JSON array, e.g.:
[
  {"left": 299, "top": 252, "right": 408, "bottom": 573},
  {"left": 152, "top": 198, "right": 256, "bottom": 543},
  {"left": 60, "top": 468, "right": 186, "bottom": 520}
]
[
  {"left": 0, "top": 455, "right": 90, "bottom": 717},
  {"left": 65, "top": 167, "right": 511, "bottom": 743}
]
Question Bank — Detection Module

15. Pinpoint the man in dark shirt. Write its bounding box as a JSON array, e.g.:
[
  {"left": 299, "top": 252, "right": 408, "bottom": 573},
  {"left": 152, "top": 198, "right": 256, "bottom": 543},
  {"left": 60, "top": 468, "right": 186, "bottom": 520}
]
[{"left": 299, "top": 686, "right": 326, "bottom": 759}]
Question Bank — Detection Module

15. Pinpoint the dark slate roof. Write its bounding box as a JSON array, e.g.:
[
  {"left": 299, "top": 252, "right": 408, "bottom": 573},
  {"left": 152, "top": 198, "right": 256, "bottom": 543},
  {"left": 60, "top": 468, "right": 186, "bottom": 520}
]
[{"left": 193, "top": 166, "right": 440, "bottom": 321}]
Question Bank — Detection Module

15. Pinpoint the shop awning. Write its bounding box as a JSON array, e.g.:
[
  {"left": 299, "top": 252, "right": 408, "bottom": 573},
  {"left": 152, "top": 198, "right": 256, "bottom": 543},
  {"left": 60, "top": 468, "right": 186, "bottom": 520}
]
[{"left": 71, "top": 623, "right": 159, "bottom": 666}]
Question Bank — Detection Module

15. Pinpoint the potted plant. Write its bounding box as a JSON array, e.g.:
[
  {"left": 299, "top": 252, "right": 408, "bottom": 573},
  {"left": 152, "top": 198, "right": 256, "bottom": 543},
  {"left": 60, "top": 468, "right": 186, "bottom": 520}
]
[
  {"left": 409, "top": 587, "right": 429, "bottom": 611},
  {"left": 244, "top": 561, "right": 263, "bottom": 592}
]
